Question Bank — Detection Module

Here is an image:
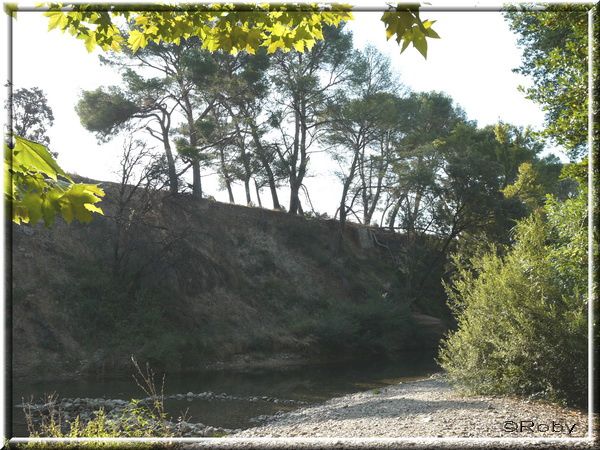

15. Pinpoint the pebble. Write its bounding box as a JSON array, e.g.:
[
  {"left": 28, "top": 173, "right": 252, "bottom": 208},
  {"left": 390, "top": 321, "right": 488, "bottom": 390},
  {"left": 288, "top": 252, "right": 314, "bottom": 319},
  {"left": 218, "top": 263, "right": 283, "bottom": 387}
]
[{"left": 233, "top": 376, "right": 592, "bottom": 444}]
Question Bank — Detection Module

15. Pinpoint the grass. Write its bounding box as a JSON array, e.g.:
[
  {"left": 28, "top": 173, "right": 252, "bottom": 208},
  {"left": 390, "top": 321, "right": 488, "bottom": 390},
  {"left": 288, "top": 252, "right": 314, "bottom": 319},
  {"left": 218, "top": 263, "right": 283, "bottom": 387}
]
[{"left": 17, "top": 358, "right": 186, "bottom": 448}]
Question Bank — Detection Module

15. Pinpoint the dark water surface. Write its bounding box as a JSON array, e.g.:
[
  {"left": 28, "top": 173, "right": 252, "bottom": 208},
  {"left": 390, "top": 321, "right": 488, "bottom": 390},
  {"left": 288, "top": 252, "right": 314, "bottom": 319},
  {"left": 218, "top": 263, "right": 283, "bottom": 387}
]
[{"left": 12, "top": 352, "right": 438, "bottom": 436}]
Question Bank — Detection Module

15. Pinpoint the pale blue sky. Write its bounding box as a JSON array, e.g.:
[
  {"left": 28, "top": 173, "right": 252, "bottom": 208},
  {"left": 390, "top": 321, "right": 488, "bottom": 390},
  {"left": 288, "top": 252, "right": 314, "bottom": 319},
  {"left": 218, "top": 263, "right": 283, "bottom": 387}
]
[{"left": 9, "top": 4, "right": 567, "bottom": 214}]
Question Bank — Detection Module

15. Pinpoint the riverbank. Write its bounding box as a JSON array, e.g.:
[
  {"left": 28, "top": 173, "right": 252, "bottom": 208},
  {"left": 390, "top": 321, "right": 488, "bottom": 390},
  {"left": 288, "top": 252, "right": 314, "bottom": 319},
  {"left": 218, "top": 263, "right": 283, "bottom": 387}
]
[
  {"left": 231, "top": 374, "right": 590, "bottom": 440},
  {"left": 15, "top": 374, "right": 596, "bottom": 448}
]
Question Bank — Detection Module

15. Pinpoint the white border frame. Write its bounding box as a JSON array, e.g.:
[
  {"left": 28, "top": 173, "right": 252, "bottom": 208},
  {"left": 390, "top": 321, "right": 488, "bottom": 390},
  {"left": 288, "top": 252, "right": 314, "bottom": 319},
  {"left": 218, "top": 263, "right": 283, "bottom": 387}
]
[{"left": 2, "top": 1, "right": 596, "bottom": 447}]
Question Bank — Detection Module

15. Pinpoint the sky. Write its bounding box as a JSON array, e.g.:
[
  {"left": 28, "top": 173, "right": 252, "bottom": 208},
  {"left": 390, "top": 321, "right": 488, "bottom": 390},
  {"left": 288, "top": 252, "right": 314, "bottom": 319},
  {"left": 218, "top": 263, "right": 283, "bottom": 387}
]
[{"left": 8, "top": 4, "right": 565, "bottom": 216}]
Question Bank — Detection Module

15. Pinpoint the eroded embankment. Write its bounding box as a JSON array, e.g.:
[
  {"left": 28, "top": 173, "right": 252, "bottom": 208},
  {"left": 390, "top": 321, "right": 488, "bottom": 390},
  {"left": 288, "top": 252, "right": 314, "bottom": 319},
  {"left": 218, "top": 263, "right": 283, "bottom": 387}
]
[{"left": 13, "top": 186, "right": 447, "bottom": 379}]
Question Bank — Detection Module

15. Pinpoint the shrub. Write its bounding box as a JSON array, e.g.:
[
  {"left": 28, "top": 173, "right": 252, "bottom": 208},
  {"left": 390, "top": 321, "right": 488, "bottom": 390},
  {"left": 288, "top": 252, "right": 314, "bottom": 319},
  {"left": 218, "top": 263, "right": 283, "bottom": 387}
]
[
  {"left": 298, "top": 297, "right": 417, "bottom": 356},
  {"left": 21, "top": 359, "right": 181, "bottom": 448},
  {"left": 438, "top": 181, "right": 588, "bottom": 406}
]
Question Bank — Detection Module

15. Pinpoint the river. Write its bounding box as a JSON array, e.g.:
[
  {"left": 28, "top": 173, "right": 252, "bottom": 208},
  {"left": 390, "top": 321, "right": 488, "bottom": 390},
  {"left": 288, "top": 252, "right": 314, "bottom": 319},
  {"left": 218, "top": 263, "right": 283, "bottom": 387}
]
[{"left": 12, "top": 351, "right": 438, "bottom": 437}]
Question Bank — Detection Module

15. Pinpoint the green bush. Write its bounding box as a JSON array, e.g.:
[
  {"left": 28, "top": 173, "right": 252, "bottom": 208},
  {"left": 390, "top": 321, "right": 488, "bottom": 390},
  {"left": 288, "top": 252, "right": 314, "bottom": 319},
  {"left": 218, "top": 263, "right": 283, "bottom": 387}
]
[
  {"left": 21, "top": 360, "right": 179, "bottom": 448},
  {"left": 438, "top": 180, "right": 588, "bottom": 406},
  {"left": 296, "top": 297, "right": 417, "bottom": 356}
]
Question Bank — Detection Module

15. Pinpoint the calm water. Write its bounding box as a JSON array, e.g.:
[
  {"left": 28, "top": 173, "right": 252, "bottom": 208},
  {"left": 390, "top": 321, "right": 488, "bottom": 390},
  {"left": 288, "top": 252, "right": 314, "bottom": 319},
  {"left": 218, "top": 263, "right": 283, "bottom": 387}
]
[{"left": 12, "top": 352, "right": 439, "bottom": 436}]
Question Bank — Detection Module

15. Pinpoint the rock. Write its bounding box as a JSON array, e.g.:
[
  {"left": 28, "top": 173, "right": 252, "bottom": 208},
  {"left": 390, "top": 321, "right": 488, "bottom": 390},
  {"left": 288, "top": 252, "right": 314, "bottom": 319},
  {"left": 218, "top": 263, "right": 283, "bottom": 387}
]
[{"left": 178, "top": 421, "right": 191, "bottom": 433}]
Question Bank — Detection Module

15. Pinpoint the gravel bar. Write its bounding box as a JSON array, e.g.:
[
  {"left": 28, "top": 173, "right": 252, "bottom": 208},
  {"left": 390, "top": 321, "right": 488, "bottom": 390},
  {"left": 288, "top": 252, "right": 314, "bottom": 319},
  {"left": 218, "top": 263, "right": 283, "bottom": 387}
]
[{"left": 182, "top": 374, "right": 596, "bottom": 449}]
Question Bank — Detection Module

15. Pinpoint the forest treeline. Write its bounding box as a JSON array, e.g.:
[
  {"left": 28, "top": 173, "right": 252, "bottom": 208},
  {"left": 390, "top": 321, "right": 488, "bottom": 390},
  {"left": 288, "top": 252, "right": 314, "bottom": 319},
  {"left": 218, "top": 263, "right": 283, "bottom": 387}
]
[{"left": 70, "top": 26, "right": 575, "bottom": 260}]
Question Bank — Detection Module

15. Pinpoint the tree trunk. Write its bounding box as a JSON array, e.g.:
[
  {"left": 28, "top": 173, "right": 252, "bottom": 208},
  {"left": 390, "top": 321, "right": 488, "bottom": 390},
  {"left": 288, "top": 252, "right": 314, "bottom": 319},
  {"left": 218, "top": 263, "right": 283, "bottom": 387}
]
[
  {"left": 295, "top": 99, "right": 309, "bottom": 215},
  {"left": 226, "top": 182, "right": 234, "bottom": 203},
  {"left": 183, "top": 93, "right": 203, "bottom": 199},
  {"left": 288, "top": 108, "right": 301, "bottom": 215},
  {"left": 163, "top": 132, "right": 178, "bottom": 194},
  {"left": 387, "top": 198, "right": 402, "bottom": 231},
  {"left": 254, "top": 179, "right": 263, "bottom": 207},
  {"left": 238, "top": 140, "right": 251, "bottom": 205},
  {"left": 264, "top": 164, "right": 281, "bottom": 209},
  {"left": 218, "top": 146, "right": 235, "bottom": 203},
  {"left": 365, "top": 152, "right": 388, "bottom": 225},
  {"left": 244, "top": 179, "right": 252, "bottom": 205},
  {"left": 339, "top": 147, "right": 361, "bottom": 230},
  {"left": 289, "top": 182, "right": 301, "bottom": 215},
  {"left": 192, "top": 163, "right": 202, "bottom": 198},
  {"left": 249, "top": 124, "right": 280, "bottom": 209}
]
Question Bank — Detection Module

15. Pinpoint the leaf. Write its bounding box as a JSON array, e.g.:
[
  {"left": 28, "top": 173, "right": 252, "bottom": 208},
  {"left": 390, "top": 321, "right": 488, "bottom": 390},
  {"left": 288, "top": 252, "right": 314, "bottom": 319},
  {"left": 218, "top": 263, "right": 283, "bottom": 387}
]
[
  {"left": 145, "top": 25, "right": 159, "bottom": 35},
  {"left": 21, "top": 191, "right": 43, "bottom": 224},
  {"left": 59, "top": 183, "right": 105, "bottom": 223},
  {"left": 128, "top": 29, "right": 148, "bottom": 52},
  {"left": 293, "top": 40, "right": 305, "bottom": 52},
  {"left": 46, "top": 11, "right": 68, "bottom": 31},
  {"left": 6, "top": 135, "right": 105, "bottom": 227},
  {"left": 412, "top": 33, "right": 428, "bottom": 58},
  {"left": 41, "top": 189, "right": 62, "bottom": 227},
  {"left": 246, "top": 27, "right": 262, "bottom": 49},
  {"left": 84, "top": 32, "right": 97, "bottom": 52},
  {"left": 11, "top": 136, "right": 69, "bottom": 181},
  {"left": 135, "top": 15, "right": 149, "bottom": 26},
  {"left": 4, "top": 2, "right": 17, "bottom": 19}
]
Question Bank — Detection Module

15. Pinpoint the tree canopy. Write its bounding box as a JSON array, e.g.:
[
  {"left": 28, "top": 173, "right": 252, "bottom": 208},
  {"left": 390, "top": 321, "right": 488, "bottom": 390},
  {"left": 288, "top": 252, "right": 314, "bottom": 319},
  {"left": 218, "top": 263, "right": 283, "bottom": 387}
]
[
  {"left": 7, "top": 86, "right": 55, "bottom": 145},
  {"left": 7, "top": 2, "right": 440, "bottom": 227},
  {"left": 43, "top": 3, "right": 438, "bottom": 57},
  {"left": 439, "top": 163, "right": 588, "bottom": 406},
  {"left": 505, "top": 5, "right": 590, "bottom": 160}
]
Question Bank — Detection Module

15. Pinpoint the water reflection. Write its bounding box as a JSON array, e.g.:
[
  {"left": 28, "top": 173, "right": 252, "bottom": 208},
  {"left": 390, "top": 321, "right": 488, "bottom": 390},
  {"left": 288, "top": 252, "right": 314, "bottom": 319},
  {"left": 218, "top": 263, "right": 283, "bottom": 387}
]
[{"left": 13, "top": 351, "right": 439, "bottom": 436}]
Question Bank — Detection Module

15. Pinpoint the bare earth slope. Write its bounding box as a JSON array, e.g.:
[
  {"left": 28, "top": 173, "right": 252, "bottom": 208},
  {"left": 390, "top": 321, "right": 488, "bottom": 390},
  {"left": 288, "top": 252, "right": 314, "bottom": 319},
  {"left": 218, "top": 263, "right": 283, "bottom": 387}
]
[{"left": 12, "top": 186, "right": 446, "bottom": 379}]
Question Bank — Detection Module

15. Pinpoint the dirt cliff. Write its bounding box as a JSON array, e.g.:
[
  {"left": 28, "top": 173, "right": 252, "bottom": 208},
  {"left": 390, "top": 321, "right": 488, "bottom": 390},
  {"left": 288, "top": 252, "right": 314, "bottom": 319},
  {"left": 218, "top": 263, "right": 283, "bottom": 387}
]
[{"left": 11, "top": 184, "right": 447, "bottom": 380}]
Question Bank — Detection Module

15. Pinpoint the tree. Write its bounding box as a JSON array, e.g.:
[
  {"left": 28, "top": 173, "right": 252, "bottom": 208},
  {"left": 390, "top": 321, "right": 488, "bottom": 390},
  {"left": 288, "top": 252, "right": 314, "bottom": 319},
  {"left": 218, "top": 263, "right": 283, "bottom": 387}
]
[
  {"left": 383, "top": 113, "right": 559, "bottom": 298},
  {"left": 502, "top": 162, "right": 545, "bottom": 212},
  {"left": 7, "top": 2, "right": 440, "bottom": 227},
  {"left": 491, "top": 122, "right": 545, "bottom": 188},
  {"left": 384, "top": 92, "right": 466, "bottom": 233},
  {"left": 76, "top": 71, "right": 180, "bottom": 194},
  {"left": 270, "top": 25, "right": 354, "bottom": 214},
  {"left": 209, "top": 49, "right": 280, "bottom": 207},
  {"left": 322, "top": 46, "right": 402, "bottom": 228},
  {"left": 505, "top": 6, "right": 589, "bottom": 160},
  {"left": 7, "top": 86, "right": 55, "bottom": 145},
  {"left": 438, "top": 165, "right": 588, "bottom": 406},
  {"left": 205, "top": 106, "right": 237, "bottom": 203},
  {"left": 111, "top": 132, "right": 166, "bottom": 276},
  {"left": 136, "top": 40, "right": 219, "bottom": 198}
]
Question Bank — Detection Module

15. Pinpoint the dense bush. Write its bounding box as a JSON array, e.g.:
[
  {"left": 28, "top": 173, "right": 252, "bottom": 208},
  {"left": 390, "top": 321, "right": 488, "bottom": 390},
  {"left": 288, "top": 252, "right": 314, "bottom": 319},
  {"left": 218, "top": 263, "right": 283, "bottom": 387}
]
[
  {"left": 438, "top": 172, "right": 588, "bottom": 406},
  {"left": 293, "top": 297, "right": 420, "bottom": 356}
]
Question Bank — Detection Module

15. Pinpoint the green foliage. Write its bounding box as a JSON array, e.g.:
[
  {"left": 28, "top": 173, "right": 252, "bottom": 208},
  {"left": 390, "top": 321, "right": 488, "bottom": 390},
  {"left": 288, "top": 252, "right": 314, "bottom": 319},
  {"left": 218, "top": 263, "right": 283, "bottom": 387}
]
[
  {"left": 505, "top": 6, "right": 590, "bottom": 159},
  {"left": 292, "top": 297, "right": 418, "bottom": 356},
  {"left": 75, "top": 87, "right": 141, "bottom": 140},
  {"left": 7, "top": 86, "right": 55, "bottom": 145},
  {"left": 43, "top": 3, "right": 353, "bottom": 54},
  {"left": 5, "top": 136, "right": 104, "bottom": 226},
  {"left": 438, "top": 176, "right": 588, "bottom": 405},
  {"left": 40, "top": 3, "right": 436, "bottom": 58},
  {"left": 22, "top": 364, "right": 176, "bottom": 447},
  {"left": 381, "top": 4, "right": 440, "bottom": 57},
  {"left": 25, "top": 404, "right": 172, "bottom": 446},
  {"left": 502, "top": 162, "right": 545, "bottom": 211}
]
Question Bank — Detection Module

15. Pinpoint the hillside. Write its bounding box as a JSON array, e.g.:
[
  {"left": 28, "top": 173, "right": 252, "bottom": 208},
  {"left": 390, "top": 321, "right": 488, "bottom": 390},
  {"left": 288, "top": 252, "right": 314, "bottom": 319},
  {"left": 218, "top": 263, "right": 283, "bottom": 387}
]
[{"left": 12, "top": 183, "right": 448, "bottom": 380}]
